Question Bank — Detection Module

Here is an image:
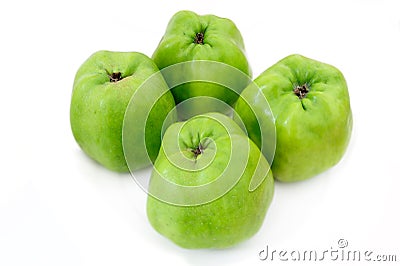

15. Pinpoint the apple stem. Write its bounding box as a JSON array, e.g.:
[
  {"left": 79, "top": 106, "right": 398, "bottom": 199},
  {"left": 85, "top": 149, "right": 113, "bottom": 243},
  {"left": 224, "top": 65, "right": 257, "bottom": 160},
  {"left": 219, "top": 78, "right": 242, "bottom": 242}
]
[
  {"left": 194, "top": 33, "right": 205, "bottom": 45},
  {"left": 293, "top": 84, "right": 309, "bottom": 99}
]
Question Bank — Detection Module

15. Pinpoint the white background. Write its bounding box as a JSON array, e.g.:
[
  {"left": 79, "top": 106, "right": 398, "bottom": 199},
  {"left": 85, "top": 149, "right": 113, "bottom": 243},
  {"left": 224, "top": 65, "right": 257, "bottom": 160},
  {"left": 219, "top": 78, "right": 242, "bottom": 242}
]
[{"left": 1, "top": 0, "right": 399, "bottom": 265}]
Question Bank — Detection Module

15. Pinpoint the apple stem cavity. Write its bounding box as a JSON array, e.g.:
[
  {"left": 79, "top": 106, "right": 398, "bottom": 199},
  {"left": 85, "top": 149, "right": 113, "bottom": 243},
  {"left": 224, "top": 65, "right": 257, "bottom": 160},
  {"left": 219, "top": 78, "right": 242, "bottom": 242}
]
[
  {"left": 293, "top": 83, "right": 309, "bottom": 99},
  {"left": 194, "top": 32, "right": 205, "bottom": 45},
  {"left": 109, "top": 72, "right": 123, "bottom": 83}
]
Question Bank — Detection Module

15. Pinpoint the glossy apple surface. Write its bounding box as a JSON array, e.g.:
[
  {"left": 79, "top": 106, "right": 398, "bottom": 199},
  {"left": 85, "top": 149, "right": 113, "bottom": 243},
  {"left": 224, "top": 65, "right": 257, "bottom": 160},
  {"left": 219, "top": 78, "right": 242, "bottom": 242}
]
[
  {"left": 152, "top": 10, "right": 252, "bottom": 120},
  {"left": 234, "top": 54, "right": 352, "bottom": 182},
  {"left": 70, "top": 50, "right": 176, "bottom": 172},
  {"left": 146, "top": 112, "right": 274, "bottom": 248}
]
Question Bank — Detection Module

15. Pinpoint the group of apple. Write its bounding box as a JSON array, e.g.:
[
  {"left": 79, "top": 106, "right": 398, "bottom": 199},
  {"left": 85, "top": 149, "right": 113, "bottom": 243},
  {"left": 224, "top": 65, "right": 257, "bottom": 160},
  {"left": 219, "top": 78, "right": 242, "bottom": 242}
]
[{"left": 70, "top": 10, "right": 352, "bottom": 249}]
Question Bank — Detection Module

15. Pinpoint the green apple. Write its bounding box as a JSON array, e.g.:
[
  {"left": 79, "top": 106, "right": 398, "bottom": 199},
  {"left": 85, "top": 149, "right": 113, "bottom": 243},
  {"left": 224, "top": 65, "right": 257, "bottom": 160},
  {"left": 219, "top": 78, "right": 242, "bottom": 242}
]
[
  {"left": 152, "top": 10, "right": 252, "bottom": 120},
  {"left": 234, "top": 54, "right": 352, "bottom": 182},
  {"left": 146, "top": 112, "right": 274, "bottom": 249},
  {"left": 70, "top": 50, "right": 177, "bottom": 172}
]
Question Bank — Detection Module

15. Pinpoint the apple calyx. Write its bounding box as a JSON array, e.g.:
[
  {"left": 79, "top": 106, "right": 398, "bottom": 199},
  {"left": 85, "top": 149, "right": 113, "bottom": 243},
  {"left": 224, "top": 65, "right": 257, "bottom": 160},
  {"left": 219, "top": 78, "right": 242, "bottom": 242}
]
[
  {"left": 194, "top": 32, "right": 205, "bottom": 45},
  {"left": 293, "top": 84, "right": 309, "bottom": 99},
  {"left": 191, "top": 142, "right": 204, "bottom": 159},
  {"left": 109, "top": 72, "right": 123, "bottom": 83}
]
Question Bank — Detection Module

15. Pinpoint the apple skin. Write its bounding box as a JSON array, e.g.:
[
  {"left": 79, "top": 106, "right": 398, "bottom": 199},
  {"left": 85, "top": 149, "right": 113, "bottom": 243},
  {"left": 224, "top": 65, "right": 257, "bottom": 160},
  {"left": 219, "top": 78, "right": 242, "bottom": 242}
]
[
  {"left": 146, "top": 112, "right": 274, "bottom": 249},
  {"left": 152, "top": 10, "right": 252, "bottom": 120},
  {"left": 70, "top": 50, "right": 177, "bottom": 172},
  {"left": 234, "top": 54, "right": 352, "bottom": 182}
]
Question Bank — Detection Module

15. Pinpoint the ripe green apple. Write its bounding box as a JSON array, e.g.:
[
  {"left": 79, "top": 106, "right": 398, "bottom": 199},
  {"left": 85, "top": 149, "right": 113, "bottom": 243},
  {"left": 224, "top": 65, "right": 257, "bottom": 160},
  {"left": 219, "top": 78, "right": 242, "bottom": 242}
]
[
  {"left": 152, "top": 10, "right": 252, "bottom": 120},
  {"left": 234, "top": 54, "right": 352, "bottom": 182},
  {"left": 146, "top": 112, "right": 274, "bottom": 249},
  {"left": 70, "top": 50, "right": 177, "bottom": 172}
]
